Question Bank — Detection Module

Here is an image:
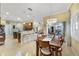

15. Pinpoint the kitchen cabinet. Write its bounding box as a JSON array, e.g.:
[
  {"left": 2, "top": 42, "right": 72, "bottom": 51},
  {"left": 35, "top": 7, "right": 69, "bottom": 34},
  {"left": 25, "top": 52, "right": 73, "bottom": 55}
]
[{"left": 0, "top": 25, "right": 5, "bottom": 45}]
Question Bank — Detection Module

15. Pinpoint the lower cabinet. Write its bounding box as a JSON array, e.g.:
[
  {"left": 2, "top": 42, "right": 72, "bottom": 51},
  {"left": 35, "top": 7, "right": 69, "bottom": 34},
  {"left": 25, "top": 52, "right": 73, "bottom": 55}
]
[
  {"left": 13, "top": 32, "right": 21, "bottom": 43},
  {"left": 13, "top": 32, "right": 18, "bottom": 39},
  {"left": 0, "top": 33, "right": 5, "bottom": 45}
]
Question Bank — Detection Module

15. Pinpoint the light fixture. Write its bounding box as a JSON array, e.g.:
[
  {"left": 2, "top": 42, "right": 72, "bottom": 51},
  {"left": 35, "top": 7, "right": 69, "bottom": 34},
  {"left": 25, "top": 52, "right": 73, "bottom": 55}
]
[
  {"left": 47, "top": 18, "right": 57, "bottom": 26},
  {"left": 2, "top": 12, "right": 10, "bottom": 19},
  {"left": 6, "top": 12, "right": 9, "bottom": 15},
  {"left": 52, "top": 18, "right": 57, "bottom": 23}
]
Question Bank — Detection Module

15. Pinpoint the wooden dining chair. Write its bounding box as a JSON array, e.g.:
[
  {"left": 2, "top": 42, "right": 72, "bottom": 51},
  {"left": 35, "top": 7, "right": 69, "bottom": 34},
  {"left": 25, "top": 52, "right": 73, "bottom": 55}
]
[
  {"left": 51, "top": 35, "right": 64, "bottom": 56},
  {"left": 38, "top": 40, "right": 53, "bottom": 56},
  {"left": 55, "top": 35, "right": 64, "bottom": 56},
  {"left": 59, "top": 35, "right": 64, "bottom": 46},
  {"left": 55, "top": 36, "right": 64, "bottom": 56},
  {"left": 51, "top": 45, "right": 62, "bottom": 56},
  {"left": 50, "top": 32, "right": 55, "bottom": 40}
]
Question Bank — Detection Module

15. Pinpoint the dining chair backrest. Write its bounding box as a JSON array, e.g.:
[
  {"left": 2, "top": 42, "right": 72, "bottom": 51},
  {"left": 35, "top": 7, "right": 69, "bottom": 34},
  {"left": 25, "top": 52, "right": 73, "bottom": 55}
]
[
  {"left": 38, "top": 38, "right": 52, "bottom": 56},
  {"left": 38, "top": 40, "right": 50, "bottom": 48},
  {"left": 59, "top": 35, "right": 64, "bottom": 46},
  {"left": 50, "top": 32, "right": 55, "bottom": 40}
]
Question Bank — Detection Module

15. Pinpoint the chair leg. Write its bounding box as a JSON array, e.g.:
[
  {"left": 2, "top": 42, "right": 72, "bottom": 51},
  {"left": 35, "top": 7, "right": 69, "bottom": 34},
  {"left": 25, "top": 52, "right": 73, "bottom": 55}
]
[
  {"left": 55, "top": 51, "right": 58, "bottom": 56},
  {"left": 51, "top": 51, "right": 54, "bottom": 56},
  {"left": 40, "top": 51, "right": 42, "bottom": 56},
  {"left": 59, "top": 51, "right": 62, "bottom": 56},
  {"left": 53, "top": 51, "right": 55, "bottom": 56}
]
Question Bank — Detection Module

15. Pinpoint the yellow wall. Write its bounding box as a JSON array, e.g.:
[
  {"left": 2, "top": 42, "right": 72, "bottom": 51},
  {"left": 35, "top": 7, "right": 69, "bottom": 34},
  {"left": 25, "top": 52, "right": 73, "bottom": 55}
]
[
  {"left": 52, "top": 12, "right": 70, "bottom": 21},
  {"left": 43, "top": 11, "right": 70, "bottom": 22},
  {"left": 0, "top": 18, "right": 6, "bottom": 25},
  {"left": 70, "top": 3, "right": 79, "bottom": 13},
  {"left": 1, "top": 20, "right": 6, "bottom": 25}
]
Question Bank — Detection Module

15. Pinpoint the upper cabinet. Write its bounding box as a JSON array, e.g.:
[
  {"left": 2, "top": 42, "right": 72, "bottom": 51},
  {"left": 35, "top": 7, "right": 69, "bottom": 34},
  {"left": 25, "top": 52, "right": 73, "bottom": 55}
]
[{"left": 23, "top": 22, "right": 33, "bottom": 30}]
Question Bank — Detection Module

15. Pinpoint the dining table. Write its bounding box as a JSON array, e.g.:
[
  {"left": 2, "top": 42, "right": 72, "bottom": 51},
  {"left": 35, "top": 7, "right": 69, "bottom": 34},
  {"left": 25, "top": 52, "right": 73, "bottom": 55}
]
[{"left": 36, "top": 35, "right": 61, "bottom": 56}]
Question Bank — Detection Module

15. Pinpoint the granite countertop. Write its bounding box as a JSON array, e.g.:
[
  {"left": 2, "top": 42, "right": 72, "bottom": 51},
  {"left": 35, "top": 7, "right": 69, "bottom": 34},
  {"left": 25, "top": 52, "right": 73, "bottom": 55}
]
[{"left": 21, "top": 30, "right": 34, "bottom": 35}]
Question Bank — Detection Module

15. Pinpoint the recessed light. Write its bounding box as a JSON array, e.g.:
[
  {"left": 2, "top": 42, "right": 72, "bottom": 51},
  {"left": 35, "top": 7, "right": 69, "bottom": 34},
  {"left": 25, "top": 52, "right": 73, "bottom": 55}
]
[{"left": 6, "top": 12, "right": 9, "bottom": 15}]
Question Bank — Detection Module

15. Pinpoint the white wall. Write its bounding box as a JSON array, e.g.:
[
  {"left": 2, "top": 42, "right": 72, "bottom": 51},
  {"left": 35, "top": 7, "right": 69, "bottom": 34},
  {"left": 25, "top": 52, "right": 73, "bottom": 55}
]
[
  {"left": 71, "top": 10, "right": 79, "bottom": 41},
  {"left": 65, "top": 18, "right": 72, "bottom": 46},
  {"left": 5, "top": 24, "right": 13, "bottom": 38},
  {"left": 70, "top": 9, "right": 79, "bottom": 54}
]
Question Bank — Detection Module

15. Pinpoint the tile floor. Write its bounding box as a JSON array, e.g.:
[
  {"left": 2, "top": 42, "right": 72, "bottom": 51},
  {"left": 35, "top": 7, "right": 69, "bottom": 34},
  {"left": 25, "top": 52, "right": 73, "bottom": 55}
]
[{"left": 0, "top": 34, "right": 79, "bottom": 56}]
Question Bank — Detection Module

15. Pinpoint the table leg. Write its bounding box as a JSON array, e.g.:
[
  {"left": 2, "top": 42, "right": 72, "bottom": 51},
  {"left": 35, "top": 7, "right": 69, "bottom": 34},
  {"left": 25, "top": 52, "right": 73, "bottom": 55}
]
[
  {"left": 36, "top": 41, "right": 39, "bottom": 56},
  {"left": 18, "top": 33, "right": 21, "bottom": 43}
]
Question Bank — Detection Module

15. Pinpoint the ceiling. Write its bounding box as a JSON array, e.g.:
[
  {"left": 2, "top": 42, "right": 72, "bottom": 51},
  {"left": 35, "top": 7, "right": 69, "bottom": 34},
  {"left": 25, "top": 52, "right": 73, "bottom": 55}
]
[{"left": 1, "top": 3, "right": 71, "bottom": 22}]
